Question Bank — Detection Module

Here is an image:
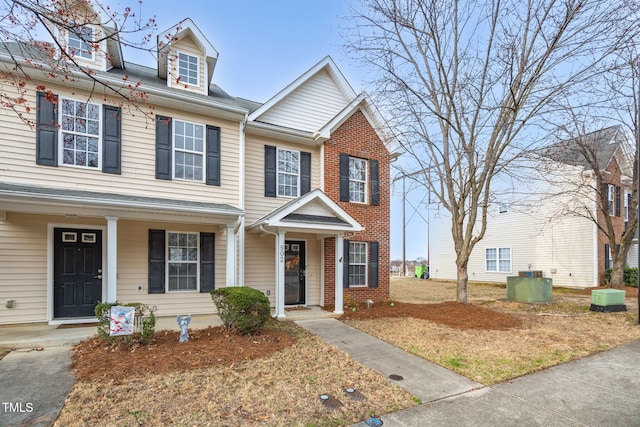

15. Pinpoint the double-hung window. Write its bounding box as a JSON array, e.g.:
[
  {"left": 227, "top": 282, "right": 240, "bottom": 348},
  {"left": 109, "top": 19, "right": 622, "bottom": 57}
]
[
  {"left": 68, "top": 27, "right": 93, "bottom": 60},
  {"left": 60, "top": 98, "right": 101, "bottom": 168},
  {"left": 348, "top": 242, "right": 368, "bottom": 287},
  {"left": 277, "top": 148, "right": 300, "bottom": 197},
  {"left": 486, "top": 247, "right": 511, "bottom": 272},
  {"left": 173, "top": 120, "right": 204, "bottom": 182},
  {"left": 167, "top": 232, "right": 199, "bottom": 292},
  {"left": 349, "top": 157, "right": 367, "bottom": 203},
  {"left": 178, "top": 52, "right": 199, "bottom": 86},
  {"left": 607, "top": 184, "right": 614, "bottom": 215}
]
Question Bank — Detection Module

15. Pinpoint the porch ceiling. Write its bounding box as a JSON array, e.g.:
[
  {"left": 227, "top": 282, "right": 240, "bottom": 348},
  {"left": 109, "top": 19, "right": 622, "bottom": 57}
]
[{"left": 0, "top": 182, "right": 243, "bottom": 224}]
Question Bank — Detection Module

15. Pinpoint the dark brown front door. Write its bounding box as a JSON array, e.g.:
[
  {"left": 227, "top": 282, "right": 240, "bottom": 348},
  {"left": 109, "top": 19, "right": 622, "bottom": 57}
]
[
  {"left": 284, "top": 241, "right": 306, "bottom": 305},
  {"left": 53, "top": 228, "right": 103, "bottom": 318}
]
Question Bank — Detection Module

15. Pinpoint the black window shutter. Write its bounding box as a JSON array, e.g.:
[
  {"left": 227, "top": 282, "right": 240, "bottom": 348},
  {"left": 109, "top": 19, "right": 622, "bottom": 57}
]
[
  {"left": 102, "top": 105, "right": 121, "bottom": 174},
  {"left": 343, "top": 238, "right": 350, "bottom": 288},
  {"left": 615, "top": 186, "right": 621, "bottom": 217},
  {"left": 300, "top": 151, "right": 311, "bottom": 195},
  {"left": 155, "top": 115, "right": 172, "bottom": 180},
  {"left": 369, "top": 241, "right": 379, "bottom": 288},
  {"left": 206, "top": 125, "right": 221, "bottom": 186},
  {"left": 148, "top": 229, "right": 166, "bottom": 294},
  {"left": 604, "top": 244, "right": 610, "bottom": 270},
  {"left": 265, "top": 145, "right": 277, "bottom": 197},
  {"left": 36, "top": 91, "right": 58, "bottom": 166},
  {"left": 200, "top": 232, "right": 215, "bottom": 292},
  {"left": 370, "top": 159, "right": 379, "bottom": 206},
  {"left": 339, "top": 154, "right": 350, "bottom": 202}
]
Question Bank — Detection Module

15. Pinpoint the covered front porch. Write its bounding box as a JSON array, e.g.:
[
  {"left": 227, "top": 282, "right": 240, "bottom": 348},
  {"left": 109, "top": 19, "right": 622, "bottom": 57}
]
[
  {"left": 247, "top": 190, "right": 362, "bottom": 318},
  {"left": 0, "top": 182, "right": 243, "bottom": 325}
]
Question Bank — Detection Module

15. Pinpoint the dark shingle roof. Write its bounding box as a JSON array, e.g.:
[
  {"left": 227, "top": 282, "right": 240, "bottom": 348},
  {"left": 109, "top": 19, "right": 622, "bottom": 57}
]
[{"left": 540, "top": 126, "right": 626, "bottom": 170}]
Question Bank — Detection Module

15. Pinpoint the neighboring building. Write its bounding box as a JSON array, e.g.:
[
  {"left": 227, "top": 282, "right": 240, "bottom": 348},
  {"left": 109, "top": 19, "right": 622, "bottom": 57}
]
[
  {"left": 0, "top": 4, "right": 396, "bottom": 325},
  {"left": 431, "top": 126, "right": 635, "bottom": 288}
]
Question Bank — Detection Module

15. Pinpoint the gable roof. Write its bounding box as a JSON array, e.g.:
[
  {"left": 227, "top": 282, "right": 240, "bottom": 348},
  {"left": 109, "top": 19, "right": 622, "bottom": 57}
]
[
  {"left": 249, "top": 56, "right": 356, "bottom": 124},
  {"left": 157, "top": 18, "right": 219, "bottom": 83},
  {"left": 540, "top": 126, "right": 632, "bottom": 174},
  {"left": 247, "top": 189, "right": 362, "bottom": 234}
]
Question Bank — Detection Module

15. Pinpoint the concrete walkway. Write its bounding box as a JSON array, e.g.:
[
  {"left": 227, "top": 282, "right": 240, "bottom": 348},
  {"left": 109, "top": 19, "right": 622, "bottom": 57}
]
[
  {"left": 296, "top": 319, "right": 640, "bottom": 427},
  {"left": 0, "top": 346, "right": 74, "bottom": 427}
]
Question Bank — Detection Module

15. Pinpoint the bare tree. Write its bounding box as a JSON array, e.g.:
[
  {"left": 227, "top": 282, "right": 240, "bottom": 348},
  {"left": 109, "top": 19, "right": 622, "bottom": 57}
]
[
  {"left": 0, "top": 0, "right": 157, "bottom": 125},
  {"left": 345, "top": 0, "right": 639, "bottom": 301},
  {"left": 536, "top": 49, "right": 639, "bottom": 288}
]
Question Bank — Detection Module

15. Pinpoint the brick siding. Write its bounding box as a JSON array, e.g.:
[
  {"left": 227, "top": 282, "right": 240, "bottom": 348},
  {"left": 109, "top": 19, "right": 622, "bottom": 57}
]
[{"left": 323, "top": 110, "right": 391, "bottom": 306}]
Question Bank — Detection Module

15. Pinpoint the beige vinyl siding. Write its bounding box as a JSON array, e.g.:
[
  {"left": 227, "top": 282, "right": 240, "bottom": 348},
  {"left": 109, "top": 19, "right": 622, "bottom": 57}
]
[
  {"left": 0, "top": 214, "right": 226, "bottom": 325},
  {"left": 168, "top": 38, "right": 207, "bottom": 95},
  {"left": 115, "top": 220, "right": 224, "bottom": 317},
  {"left": 0, "top": 83, "right": 241, "bottom": 207},
  {"left": 257, "top": 70, "right": 350, "bottom": 132},
  {"left": 244, "top": 232, "right": 321, "bottom": 307},
  {"left": 431, "top": 167, "right": 598, "bottom": 288},
  {"left": 0, "top": 213, "right": 105, "bottom": 325},
  {"left": 244, "top": 134, "right": 321, "bottom": 224}
]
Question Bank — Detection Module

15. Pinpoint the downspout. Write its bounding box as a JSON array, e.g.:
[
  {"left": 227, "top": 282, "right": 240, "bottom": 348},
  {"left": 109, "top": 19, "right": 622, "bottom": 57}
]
[{"left": 238, "top": 115, "right": 247, "bottom": 287}]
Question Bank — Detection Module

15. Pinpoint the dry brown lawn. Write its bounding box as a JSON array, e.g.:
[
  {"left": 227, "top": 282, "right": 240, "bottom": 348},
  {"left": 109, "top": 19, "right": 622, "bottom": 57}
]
[
  {"left": 344, "top": 277, "right": 640, "bottom": 385},
  {"left": 54, "top": 277, "right": 640, "bottom": 425},
  {"left": 55, "top": 322, "right": 415, "bottom": 427}
]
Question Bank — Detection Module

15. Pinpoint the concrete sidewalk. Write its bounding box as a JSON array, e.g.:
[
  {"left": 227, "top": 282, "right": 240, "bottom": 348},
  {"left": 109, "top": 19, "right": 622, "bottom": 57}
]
[
  {"left": 0, "top": 346, "right": 74, "bottom": 427},
  {"left": 296, "top": 319, "right": 640, "bottom": 427}
]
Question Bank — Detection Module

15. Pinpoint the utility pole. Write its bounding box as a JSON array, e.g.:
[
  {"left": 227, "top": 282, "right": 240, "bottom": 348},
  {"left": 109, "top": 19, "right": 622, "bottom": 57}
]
[
  {"left": 637, "top": 68, "right": 639, "bottom": 324},
  {"left": 402, "top": 176, "right": 406, "bottom": 276}
]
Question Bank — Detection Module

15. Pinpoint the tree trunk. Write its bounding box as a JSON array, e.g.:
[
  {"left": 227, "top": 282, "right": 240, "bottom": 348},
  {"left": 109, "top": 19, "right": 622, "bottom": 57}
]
[
  {"left": 609, "top": 255, "right": 626, "bottom": 288},
  {"left": 456, "top": 259, "right": 469, "bottom": 303}
]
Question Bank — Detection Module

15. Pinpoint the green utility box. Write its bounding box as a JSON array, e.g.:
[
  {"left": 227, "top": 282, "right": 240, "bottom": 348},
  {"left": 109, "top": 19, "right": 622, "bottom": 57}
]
[
  {"left": 590, "top": 289, "right": 626, "bottom": 312},
  {"left": 506, "top": 276, "right": 553, "bottom": 303}
]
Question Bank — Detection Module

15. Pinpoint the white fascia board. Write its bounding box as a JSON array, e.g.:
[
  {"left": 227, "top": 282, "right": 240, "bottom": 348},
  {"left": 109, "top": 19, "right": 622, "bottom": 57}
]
[
  {"left": 157, "top": 18, "right": 219, "bottom": 83},
  {"left": 248, "top": 190, "right": 363, "bottom": 232},
  {"left": 0, "top": 54, "right": 249, "bottom": 121},
  {"left": 0, "top": 192, "right": 243, "bottom": 219},
  {"left": 246, "top": 121, "right": 319, "bottom": 146},
  {"left": 248, "top": 56, "right": 357, "bottom": 122},
  {"left": 315, "top": 92, "right": 399, "bottom": 154}
]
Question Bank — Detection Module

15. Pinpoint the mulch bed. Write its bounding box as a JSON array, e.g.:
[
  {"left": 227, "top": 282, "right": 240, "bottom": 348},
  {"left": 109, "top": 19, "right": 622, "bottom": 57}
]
[
  {"left": 72, "top": 326, "right": 295, "bottom": 384},
  {"left": 339, "top": 301, "right": 522, "bottom": 330}
]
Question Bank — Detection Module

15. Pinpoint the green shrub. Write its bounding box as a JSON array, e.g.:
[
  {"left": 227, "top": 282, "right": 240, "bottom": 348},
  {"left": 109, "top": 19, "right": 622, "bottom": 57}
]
[
  {"left": 603, "top": 267, "right": 638, "bottom": 288},
  {"left": 94, "top": 301, "right": 156, "bottom": 344},
  {"left": 211, "top": 287, "right": 270, "bottom": 335}
]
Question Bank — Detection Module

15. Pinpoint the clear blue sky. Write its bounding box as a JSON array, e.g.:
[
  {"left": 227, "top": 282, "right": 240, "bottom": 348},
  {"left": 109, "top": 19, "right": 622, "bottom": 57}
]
[{"left": 110, "top": 0, "right": 430, "bottom": 262}]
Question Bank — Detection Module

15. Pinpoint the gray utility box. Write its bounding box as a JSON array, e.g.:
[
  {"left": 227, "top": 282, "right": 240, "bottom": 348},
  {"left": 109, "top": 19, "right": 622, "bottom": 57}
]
[{"left": 506, "top": 276, "right": 552, "bottom": 303}]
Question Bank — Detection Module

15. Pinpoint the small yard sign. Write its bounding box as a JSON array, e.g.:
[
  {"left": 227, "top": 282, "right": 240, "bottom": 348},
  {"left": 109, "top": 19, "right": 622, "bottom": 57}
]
[{"left": 109, "top": 306, "right": 135, "bottom": 336}]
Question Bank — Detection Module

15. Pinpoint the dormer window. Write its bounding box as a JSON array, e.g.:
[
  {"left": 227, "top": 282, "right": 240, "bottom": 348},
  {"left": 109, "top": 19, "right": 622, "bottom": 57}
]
[
  {"left": 178, "top": 52, "right": 199, "bottom": 85},
  {"left": 68, "top": 27, "right": 93, "bottom": 60}
]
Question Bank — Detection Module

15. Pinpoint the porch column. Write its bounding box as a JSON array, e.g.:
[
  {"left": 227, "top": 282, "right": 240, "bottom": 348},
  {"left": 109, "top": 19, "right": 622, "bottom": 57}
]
[
  {"left": 105, "top": 216, "right": 118, "bottom": 303},
  {"left": 334, "top": 234, "right": 344, "bottom": 315},
  {"left": 226, "top": 224, "right": 237, "bottom": 287},
  {"left": 275, "top": 230, "right": 286, "bottom": 318}
]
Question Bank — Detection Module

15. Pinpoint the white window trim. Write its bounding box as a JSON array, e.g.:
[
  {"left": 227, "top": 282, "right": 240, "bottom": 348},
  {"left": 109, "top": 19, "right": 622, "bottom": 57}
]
[
  {"left": 607, "top": 184, "right": 614, "bottom": 215},
  {"left": 176, "top": 50, "right": 200, "bottom": 87},
  {"left": 67, "top": 27, "right": 95, "bottom": 61},
  {"left": 166, "top": 231, "right": 200, "bottom": 293},
  {"left": 172, "top": 118, "right": 206, "bottom": 183},
  {"left": 485, "top": 247, "right": 512, "bottom": 273},
  {"left": 349, "top": 241, "right": 368, "bottom": 288},
  {"left": 58, "top": 96, "right": 102, "bottom": 170},
  {"left": 624, "top": 190, "right": 629, "bottom": 222},
  {"left": 276, "top": 147, "right": 300, "bottom": 198},
  {"left": 349, "top": 156, "right": 368, "bottom": 204}
]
